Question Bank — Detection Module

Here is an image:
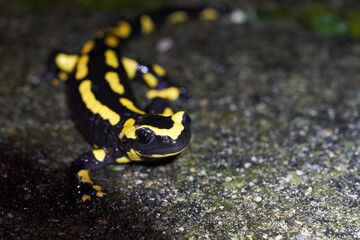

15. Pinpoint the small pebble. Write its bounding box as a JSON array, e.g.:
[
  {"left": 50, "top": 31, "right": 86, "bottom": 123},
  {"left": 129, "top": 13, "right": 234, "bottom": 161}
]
[
  {"left": 254, "top": 196, "right": 262, "bottom": 202},
  {"left": 244, "top": 162, "right": 251, "bottom": 168},
  {"left": 230, "top": 9, "right": 247, "bottom": 24},
  {"left": 295, "top": 234, "right": 307, "bottom": 240},
  {"left": 157, "top": 37, "right": 174, "bottom": 52}
]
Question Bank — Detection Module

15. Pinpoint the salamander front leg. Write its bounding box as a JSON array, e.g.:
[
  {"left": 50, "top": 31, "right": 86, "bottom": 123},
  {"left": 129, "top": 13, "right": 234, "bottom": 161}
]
[{"left": 70, "top": 149, "right": 116, "bottom": 203}]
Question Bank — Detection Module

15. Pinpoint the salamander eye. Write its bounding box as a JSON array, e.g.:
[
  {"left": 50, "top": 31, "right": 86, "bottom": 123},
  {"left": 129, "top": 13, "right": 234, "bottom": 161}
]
[
  {"left": 135, "top": 128, "right": 155, "bottom": 144},
  {"left": 182, "top": 112, "right": 191, "bottom": 127}
]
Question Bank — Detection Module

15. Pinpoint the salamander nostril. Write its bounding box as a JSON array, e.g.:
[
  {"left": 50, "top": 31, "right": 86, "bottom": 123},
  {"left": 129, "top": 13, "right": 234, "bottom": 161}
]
[{"left": 182, "top": 112, "right": 191, "bottom": 127}]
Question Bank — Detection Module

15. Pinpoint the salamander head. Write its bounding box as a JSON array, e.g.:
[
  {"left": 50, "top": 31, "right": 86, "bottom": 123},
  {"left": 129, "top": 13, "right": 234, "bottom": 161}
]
[{"left": 120, "top": 111, "right": 191, "bottom": 161}]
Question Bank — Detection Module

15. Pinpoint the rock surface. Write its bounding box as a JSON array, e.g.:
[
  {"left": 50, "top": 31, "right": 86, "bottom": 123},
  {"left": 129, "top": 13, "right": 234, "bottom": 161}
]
[{"left": 1, "top": 1, "right": 360, "bottom": 239}]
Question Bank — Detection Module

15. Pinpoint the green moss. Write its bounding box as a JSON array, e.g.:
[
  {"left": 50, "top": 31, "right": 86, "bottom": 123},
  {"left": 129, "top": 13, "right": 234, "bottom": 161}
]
[
  {"left": 346, "top": 10, "right": 360, "bottom": 37},
  {"left": 300, "top": 5, "right": 348, "bottom": 35},
  {"left": 222, "top": 179, "right": 245, "bottom": 192},
  {"left": 248, "top": 4, "right": 360, "bottom": 37}
]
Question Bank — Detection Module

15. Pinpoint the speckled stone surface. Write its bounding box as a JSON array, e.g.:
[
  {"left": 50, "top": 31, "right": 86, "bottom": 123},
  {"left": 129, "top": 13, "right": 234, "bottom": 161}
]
[{"left": 1, "top": 1, "right": 360, "bottom": 239}]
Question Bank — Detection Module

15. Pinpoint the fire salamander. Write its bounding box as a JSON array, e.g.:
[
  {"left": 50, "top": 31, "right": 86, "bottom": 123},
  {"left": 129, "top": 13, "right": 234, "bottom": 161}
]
[{"left": 43, "top": 7, "right": 223, "bottom": 202}]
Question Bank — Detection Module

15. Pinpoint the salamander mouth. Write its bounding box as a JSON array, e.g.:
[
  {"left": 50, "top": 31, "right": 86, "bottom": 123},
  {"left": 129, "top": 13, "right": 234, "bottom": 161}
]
[
  {"left": 139, "top": 144, "right": 188, "bottom": 157},
  {"left": 135, "top": 129, "right": 191, "bottom": 158}
]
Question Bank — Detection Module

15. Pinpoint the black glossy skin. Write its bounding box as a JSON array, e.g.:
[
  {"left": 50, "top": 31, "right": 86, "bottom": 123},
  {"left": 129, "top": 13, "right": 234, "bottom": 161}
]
[
  {"left": 66, "top": 35, "right": 192, "bottom": 201},
  {"left": 66, "top": 38, "right": 138, "bottom": 151},
  {"left": 66, "top": 37, "right": 192, "bottom": 153},
  {"left": 43, "top": 7, "right": 224, "bottom": 202}
]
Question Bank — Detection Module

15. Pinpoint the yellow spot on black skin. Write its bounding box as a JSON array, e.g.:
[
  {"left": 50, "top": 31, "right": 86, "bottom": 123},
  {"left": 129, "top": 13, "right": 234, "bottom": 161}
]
[
  {"left": 82, "top": 195, "right": 91, "bottom": 202},
  {"left": 162, "top": 107, "right": 174, "bottom": 116},
  {"left": 146, "top": 87, "right": 180, "bottom": 100},
  {"left": 77, "top": 170, "right": 93, "bottom": 184},
  {"left": 105, "top": 35, "right": 119, "bottom": 48},
  {"left": 105, "top": 49, "right": 119, "bottom": 68},
  {"left": 111, "top": 21, "right": 132, "bottom": 39},
  {"left": 199, "top": 8, "right": 220, "bottom": 21},
  {"left": 121, "top": 57, "right": 137, "bottom": 80},
  {"left": 105, "top": 71, "right": 124, "bottom": 94},
  {"left": 55, "top": 53, "right": 79, "bottom": 73},
  {"left": 119, "top": 118, "right": 136, "bottom": 140},
  {"left": 96, "top": 191, "right": 106, "bottom": 197},
  {"left": 153, "top": 64, "right": 166, "bottom": 77},
  {"left": 79, "top": 80, "right": 121, "bottom": 125},
  {"left": 119, "top": 98, "right": 145, "bottom": 115},
  {"left": 140, "top": 14, "right": 155, "bottom": 35},
  {"left": 116, "top": 156, "right": 131, "bottom": 163},
  {"left": 127, "top": 148, "right": 143, "bottom": 161},
  {"left": 166, "top": 11, "right": 189, "bottom": 24},
  {"left": 143, "top": 73, "right": 158, "bottom": 88},
  {"left": 75, "top": 55, "right": 89, "bottom": 80},
  {"left": 92, "top": 149, "right": 106, "bottom": 162},
  {"left": 81, "top": 40, "right": 95, "bottom": 55}
]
